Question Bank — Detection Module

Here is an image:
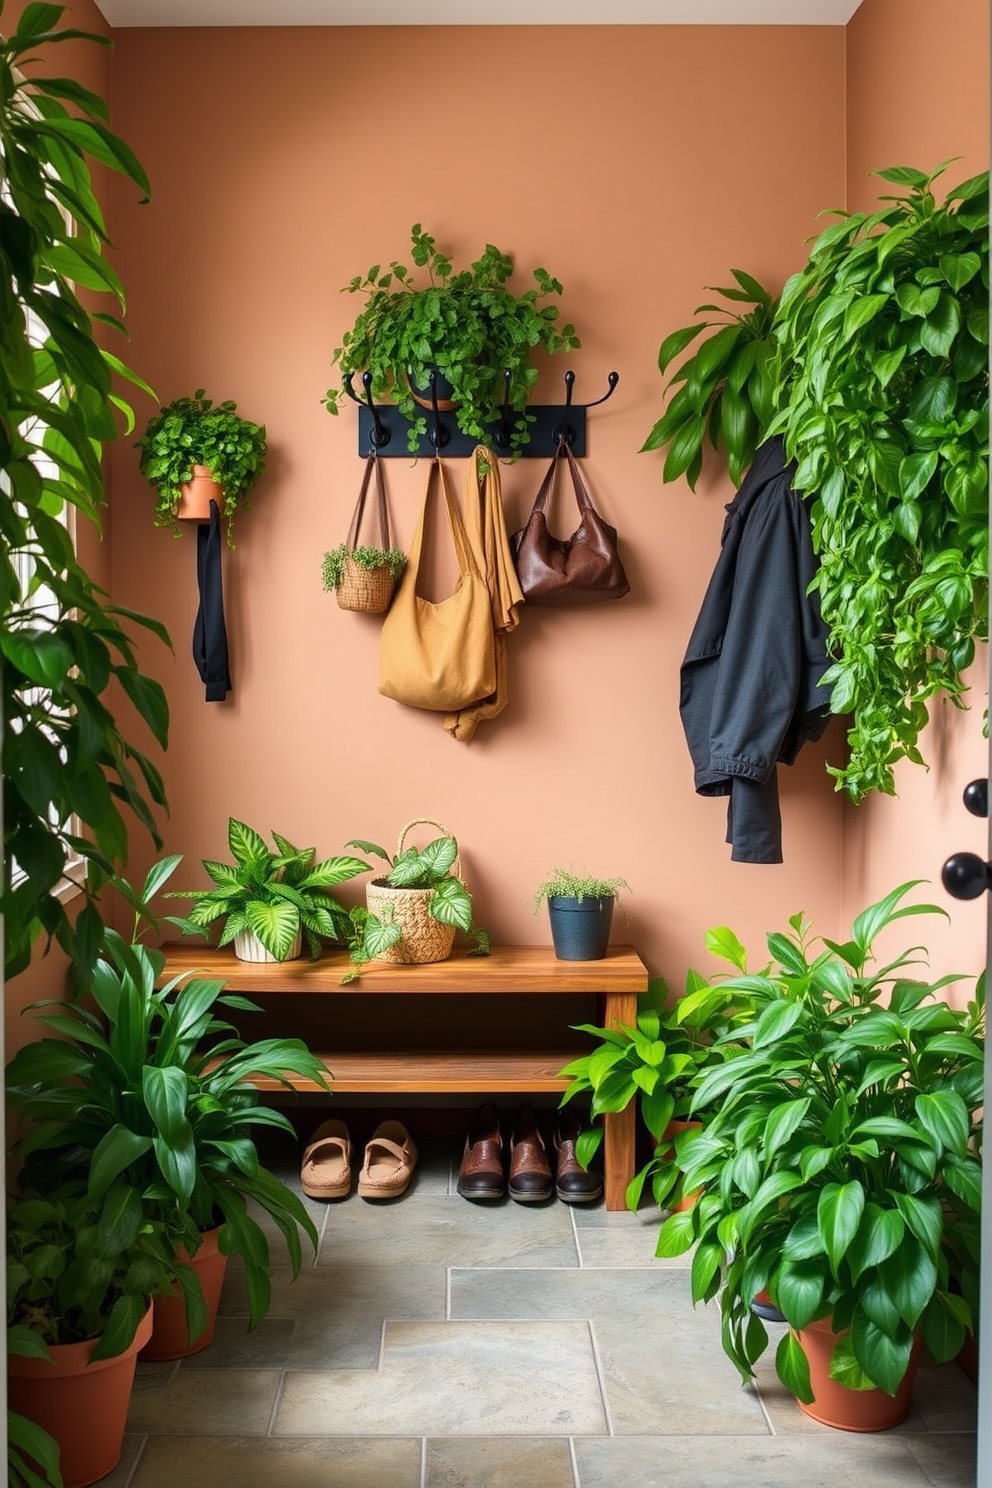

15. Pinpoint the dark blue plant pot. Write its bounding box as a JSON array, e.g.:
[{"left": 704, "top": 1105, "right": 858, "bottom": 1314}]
[{"left": 548, "top": 896, "right": 614, "bottom": 961}]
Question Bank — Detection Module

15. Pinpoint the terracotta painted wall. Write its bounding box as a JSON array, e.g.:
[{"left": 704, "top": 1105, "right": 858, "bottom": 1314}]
[
  {"left": 842, "top": 0, "right": 990, "bottom": 1003},
  {"left": 106, "top": 23, "right": 849, "bottom": 988}
]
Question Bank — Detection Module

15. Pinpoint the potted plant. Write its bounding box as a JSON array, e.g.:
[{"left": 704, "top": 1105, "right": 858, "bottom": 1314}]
[
  {"left": 7, "top": 861, "right": 332, "bottom": 1364},
  {"left": 653, "top": 882, "right": 984, "bottom": 1430},
  {"left": 642, "top": 163, "right": 989, "bottom": 802},
  {"left": 533, "top": 868, "right": 630, "bottom": 961},
  {"left": 323, "top": 224, "right": 581, "bottom": 455},
  {"left": 136, "top": 388, "right": 267, "bottom": 544},
  {"left": 167, "top": 818, "right": 370, "bottom": 961},
  {"left": 7, "top": 1181, "right": 172, "bottom": 1487},
  {"left": 558, "top": 974, "right": 736, "bottom": 1210},
  {"left": 321, "top": 540, "right": 406, "bottom": 613},
  {"left": 343, "top": 818, "right": 490, "bottom": 978}
]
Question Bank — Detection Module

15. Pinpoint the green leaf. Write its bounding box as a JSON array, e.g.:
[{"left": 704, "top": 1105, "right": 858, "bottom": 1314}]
[
  {"left": 898, "top": 450, "right": 938, "bottom": 502},
  {"left": 914, "top": 1090, "right": 970, "bottom": 1155},
  {"left": 919, "top": 291, "right": 962, "bottom": 358},
  {"left": 764, "top": 1097, "right": 811, "bottom": 1157},
  {"left": 817, "top": 1181, "right": 865, "bottom": 1274},
  {"left": 658, "top": 321, "right": 708, "bottom": 373},
  {"left": 776, "top": 1328, "right": 814, "bottom": 1404},
  {"left": 842, "top": 293, "right": 889, "bottom": 341},
  {"left": 851, "top": 1311, "right": 914, "bottom": 1396},
  {"left": 845, "top": 1204, "right": 905, "bottom": 1282}
]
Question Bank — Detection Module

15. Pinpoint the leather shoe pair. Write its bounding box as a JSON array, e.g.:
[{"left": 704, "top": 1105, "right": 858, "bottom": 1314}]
[
  {"left": 553, "top": 1109, "right": 603, "bottom": 1204},
  {"left": 456, "top": 1104, "right": 554, "bottom": 1203}
]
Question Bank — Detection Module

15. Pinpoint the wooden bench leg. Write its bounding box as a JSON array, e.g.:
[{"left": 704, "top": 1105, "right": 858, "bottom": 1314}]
[{"left": 602, "top": 990, "right": 638, "bottom": 1211}]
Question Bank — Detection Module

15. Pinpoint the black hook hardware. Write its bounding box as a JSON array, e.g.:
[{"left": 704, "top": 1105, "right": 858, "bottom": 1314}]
[
  {"left": 426, "top": 370, "right": 449, "bottom": 451},
  {"left": 492, "top": 369, "right": 514, "bottom": 450},
  {"left": 940, "top": 776, "right": 992, "bottom": 899},
  {"left": 344, "top": 373, "right": 391, "bottom": 450},
  {"left": 554, "top": 369, "right": 619, "bottom": 447},
  {"left": 963, "top": 777, "right": 989, "bottom": 818}
]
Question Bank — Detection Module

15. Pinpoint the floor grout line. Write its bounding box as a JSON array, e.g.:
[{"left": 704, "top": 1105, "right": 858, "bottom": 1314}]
[
  {"left": 265, "top": 1369, "right": 288, "bottom": 1436},
  {"left": 568, "top": 1434, "right": 582, "bottom": 1488},
  {"left": 753, "top": 1381, "right": 778, "bottom": 1436},
  {"left": 585, "top": 1320, "right": 615, "bottom": 1438}
]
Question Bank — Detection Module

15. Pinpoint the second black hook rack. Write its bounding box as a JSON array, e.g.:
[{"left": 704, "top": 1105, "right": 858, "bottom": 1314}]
[{"left": 349, "top": 368, "right": 619, "bottom": 458}]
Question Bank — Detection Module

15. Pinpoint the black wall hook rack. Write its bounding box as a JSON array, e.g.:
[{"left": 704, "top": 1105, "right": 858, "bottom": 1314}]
[{"left": 348, "top": 369, "right": 619, "bottom": 459}]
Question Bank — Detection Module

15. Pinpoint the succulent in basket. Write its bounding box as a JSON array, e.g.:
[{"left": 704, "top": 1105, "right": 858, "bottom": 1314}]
[
  {"left": 168, "top": 818, "right": 370, "bottom": 961},
  {"left": 653, "top": 882, "right": 984, "bottom": 1405}
]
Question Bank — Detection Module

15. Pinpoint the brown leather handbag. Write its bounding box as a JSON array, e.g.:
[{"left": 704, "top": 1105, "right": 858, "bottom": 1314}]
[{"left": 511, "top": 443, "right": 630, "bottom": 604}]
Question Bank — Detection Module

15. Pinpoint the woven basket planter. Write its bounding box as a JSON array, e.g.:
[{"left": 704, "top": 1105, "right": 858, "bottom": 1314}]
[
  {"left": 336, "top": 556, "right": 396, "bottom": 615},
  {"left": 364, "top": 817, "right": 460, "bottom": 965}
]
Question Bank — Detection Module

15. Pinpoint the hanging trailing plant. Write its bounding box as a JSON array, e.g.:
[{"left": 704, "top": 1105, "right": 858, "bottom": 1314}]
[{"left": 643, "top": 162, "right": 989, "bottom": 802}]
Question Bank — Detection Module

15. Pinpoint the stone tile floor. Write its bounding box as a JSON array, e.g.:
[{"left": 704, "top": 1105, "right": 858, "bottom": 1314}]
[{"left": 110, "top": 1133, "right": 978, "bottom": 1487}]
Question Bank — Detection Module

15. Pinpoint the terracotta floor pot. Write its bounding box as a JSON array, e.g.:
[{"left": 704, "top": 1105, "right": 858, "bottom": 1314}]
[
  {"left": 8, "top": 1303, "right": 153, "bottom": 1488},
  {"left": 796, "top": 1318, "right": 919, "bottom": 1431},
  {"left": 140, "top": 1227, "right": 229, "bottom": 1362},
  {"left": 178, "top": 464, "right": 224, "bottom": 522},
  {"left": 957, "top": 1330, "right": 979, "bottom": 1384},
  {"left": 661, "top": 1119, "right": 703, "bottom": 1210}
]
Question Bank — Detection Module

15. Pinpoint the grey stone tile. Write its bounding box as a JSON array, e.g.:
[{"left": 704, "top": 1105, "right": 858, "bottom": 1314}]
[
  {"left": 904, "top": 1430, "right": 980, "bottom": 1487},
  {"left": 425, "top": 1436, "right": 575, "bottom": 1487},
  {"left": 125, "top": 1434, "right": 423, "bottom": 1487},
  {"left": 572, "top": 1208, "right": 686, "bottom": 1269},
  {"left": 574, "top": 1433, "right": 934, "bottom": 1487},
  {"left": 315, "top": 1192, "right": 580, "bottom": 1269},
  {"left": 450, "top": 1268, "right": 767, "bottom": 1435},
  {"left": 203, "top": 1262, "right": 446, "bottom": 1368},
  {"left": 127, "top": 1365, "right": 281, "bottom": 1435},
  {"left": 275, "top": 1320, "right": 607, "bottom": 1436}
]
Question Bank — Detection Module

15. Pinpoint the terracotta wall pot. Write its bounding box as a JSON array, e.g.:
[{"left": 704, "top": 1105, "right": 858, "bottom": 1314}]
[
  {"left": 660, "top": 1118, "right": 703, "bottom": 1211},
  {"left": 548, "top": 895, "right": 614, "bottom": 961},
  {"left": 178, "top": 464, "right": 224, "bottom": 522},
  {"left": 140, "top": 1226, "right": 228, "bottom": 1362},
  {"left": 8, "top": 1303, "right": 153, "bottom": 1488},
  {"left": 407, "top": 367, "right": 459, "bottom": 411},
  {"left": 796, "top": 1318, "right": 920, "bottom": 1432},
  {"left": 234, "top": 926, "right": 302, "bottom": 962}
]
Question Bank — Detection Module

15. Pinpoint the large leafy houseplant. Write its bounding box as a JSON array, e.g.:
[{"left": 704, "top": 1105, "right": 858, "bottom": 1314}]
[
  {"left": 323, "top": 224, "right": 581, "bottom": 454},
  {"left": 1, "top": 0, "right": 171, "bottom": 982},
  {"left": 653, "top": 882, "right": 984, "bottom": 1405},
  {"left": 7, "top": 859, "right": 331, "bottom": 1334},
  {"left": 168, "top": 818, "right": 370, "bottom": 961},
  {"left": 642, "top": 163, "right": 989, "bottom": 802},
  {"left": 136, "top": 388, "right": 267, "bottom": 544}
]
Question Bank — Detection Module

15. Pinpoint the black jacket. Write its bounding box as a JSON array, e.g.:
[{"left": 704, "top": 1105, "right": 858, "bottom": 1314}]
[{"left": 679, "top": 438, "right": 832, "bottom": 864}]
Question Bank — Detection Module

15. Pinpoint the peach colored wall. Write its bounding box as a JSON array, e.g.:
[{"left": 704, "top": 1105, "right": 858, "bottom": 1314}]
[
  {"left": 842, "top": 0, "right": 990, "bottom": 1003},
  {"left": 106, "top": 24, "right": 849, "bottom": 987}
]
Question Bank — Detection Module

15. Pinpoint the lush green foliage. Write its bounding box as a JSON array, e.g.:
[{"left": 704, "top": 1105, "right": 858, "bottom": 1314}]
[
  {"left": 136, "top": 387, "right": 267, "bottom": 543},
  {"left": 168, "top": 818, "right": 369, "bottom": 960},
  {"left": 7, "top": 1406, "right": 63, "bottom": 1488},
  {"left": 643, "top": 164, "right": 990, "bottom": 801},
  {"left": 640, "top": 269, "right": 778, "bottom": 488},
  {"left": 323, "top": 224, "right": 581, "bottom": 454},
  {"left": 7, "top": 1184, "right": 170, "bottom": 1358},
  {"left": 343, "top": 830, "right": 490, "bottom": 977},
  {"left": 7, "top": 857, "right": 330, "bottom": 1334},
  {"left": 0, "top": 0, "right": 171, "bottom": 981},
  {"left": 320, "top": 542, "right": 406, "bottom": 592},
  {"left": 532, "top": 867, "right": 631, "bottom": 913},
  {"left": 654, "top": 882, "right": 984, "bottom": 1401}
]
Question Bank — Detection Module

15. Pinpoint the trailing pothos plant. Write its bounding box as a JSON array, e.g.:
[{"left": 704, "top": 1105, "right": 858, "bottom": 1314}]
[
  {"left": 652, "top": 882, "right": 984, "bottom": 1403},
  {"left": 0, "top": 1, "right": 171, "bottom": 981},
  {"left": 643, "top": 162, "right": 990, "bottom": 802}
]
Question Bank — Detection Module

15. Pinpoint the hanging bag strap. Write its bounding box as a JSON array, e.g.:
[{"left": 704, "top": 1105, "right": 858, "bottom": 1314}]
[
  {"left": 530, "top": 442, "right": 595, "bottom": 525},
  {"left": 405, "top": 455, "right": 481, "bottom": 587},
  {"left": 346, "top": 450, "right": 391, "bottom": 552}
]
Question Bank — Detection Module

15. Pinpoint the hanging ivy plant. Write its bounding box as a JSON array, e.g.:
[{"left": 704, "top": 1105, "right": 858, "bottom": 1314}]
[{"left": 643, "top": 162, "right": 989, "bottom": 802}]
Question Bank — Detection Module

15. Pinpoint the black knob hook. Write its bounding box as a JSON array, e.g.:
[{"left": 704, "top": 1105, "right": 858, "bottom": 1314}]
[
  {"left": 941, "top": 852, "right": 992, "bottom": 900},
  {"left": 963, "top": 778, "right": 988, "bottom": 819}
]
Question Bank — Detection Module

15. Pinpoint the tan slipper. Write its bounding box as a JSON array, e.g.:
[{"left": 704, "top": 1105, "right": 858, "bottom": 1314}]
[
  {"left": 357, "top": 1121, "right": 418, "bottom": 1200},
  {"left": 300, "top": 1119, "right": 352, "bottom": 1200}
]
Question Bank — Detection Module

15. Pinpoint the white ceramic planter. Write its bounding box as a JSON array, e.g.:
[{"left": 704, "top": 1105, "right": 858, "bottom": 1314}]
[{"left": 233, "top": 927, "right": 302, "bottom": 963}]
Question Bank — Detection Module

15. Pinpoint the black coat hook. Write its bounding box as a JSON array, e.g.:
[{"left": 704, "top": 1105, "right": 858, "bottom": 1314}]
[
  {"left": 425, "top": 370, "right": 449, "bottom": 451},
  {"left": 344, "top": 372, "right": 391, "bottom": 450},
  {"left": 554, "top": 370, "right": 619, "bottom": 447}
]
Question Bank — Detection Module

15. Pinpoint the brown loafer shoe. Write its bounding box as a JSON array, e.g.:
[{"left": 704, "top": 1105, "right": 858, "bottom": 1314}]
[
  {"left": 457, "top": 1104, "right": 505, "bottom": 1201},
  {"left": 553, "top": 1109, "right": 603, "bottom": 1204},
  {"left": 508, "top": 1105, "right": 553, "bottom": 1203}
]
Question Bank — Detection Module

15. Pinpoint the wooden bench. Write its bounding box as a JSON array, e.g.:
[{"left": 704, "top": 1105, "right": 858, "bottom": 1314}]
[{"left": 160, "top": 943, "right": 648, "bottom": 1210}]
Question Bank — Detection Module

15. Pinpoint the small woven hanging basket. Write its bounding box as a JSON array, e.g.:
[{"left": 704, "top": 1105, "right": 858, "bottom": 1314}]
[
  {"left": 365, "top": 818, "right": 460, "bottom": 965},
  {"left": 336, "top": 556, "right": 397, "bottom": 615}
]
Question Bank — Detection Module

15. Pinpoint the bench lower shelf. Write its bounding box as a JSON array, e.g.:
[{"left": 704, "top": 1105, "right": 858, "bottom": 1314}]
[{"left": 241, "top": 1050, "right": 575, "bottom": 1094}]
